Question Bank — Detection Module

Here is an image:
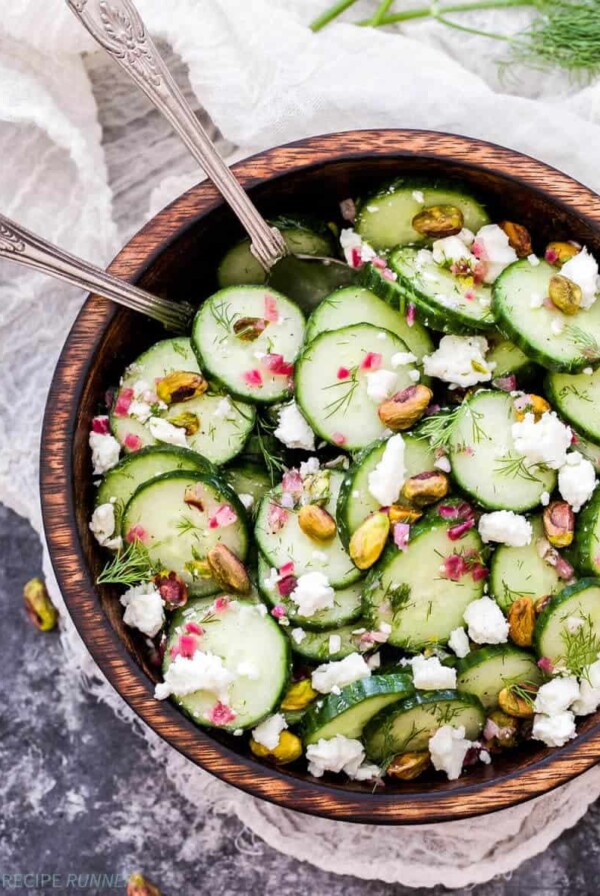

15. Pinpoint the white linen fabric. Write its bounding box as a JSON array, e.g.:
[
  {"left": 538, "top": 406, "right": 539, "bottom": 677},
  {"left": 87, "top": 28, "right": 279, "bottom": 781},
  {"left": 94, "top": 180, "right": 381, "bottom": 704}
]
[{"left": 2, "top": 0, "right": 600, "bottom": 886}]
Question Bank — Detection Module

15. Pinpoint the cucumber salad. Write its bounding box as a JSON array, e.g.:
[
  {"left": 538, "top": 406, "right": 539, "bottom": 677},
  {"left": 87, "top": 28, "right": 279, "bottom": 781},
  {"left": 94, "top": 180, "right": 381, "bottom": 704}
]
[{"left": 88, "top": 178, "right": 600, "bottom": 786}]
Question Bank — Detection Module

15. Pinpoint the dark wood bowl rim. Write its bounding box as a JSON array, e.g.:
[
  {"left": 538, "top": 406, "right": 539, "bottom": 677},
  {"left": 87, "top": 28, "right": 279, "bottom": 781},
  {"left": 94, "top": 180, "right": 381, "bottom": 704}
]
[{"left": 41, "top": 128, "right": 600, "bottom": 825}]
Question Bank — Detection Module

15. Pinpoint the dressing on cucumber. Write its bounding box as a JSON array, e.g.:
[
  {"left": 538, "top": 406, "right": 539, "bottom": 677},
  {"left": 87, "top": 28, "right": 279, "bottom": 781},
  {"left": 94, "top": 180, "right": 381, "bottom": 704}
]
[{"left": 456, "top": 645, "right": 543, "bottom": 711}]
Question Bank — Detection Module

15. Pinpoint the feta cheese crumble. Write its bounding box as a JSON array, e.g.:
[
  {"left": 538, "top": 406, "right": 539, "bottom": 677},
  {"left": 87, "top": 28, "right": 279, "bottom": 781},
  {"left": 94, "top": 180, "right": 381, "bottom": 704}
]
[
  {"left": 252, "top": 713, "right": 288, "bottom": 750},
  {"left": 448, "top": 627, "right": 470, "bottom": 658},
  {"left": 291, "top": 627, "right": 306, "bottom": 645},
  {"left": 512, "top": 411, "right": 572, "bottom": 470},
  {"left": 339, "top": 228, "right": 376, "bottom": 266},
  {"left": 432, "top": 235, "right": 474, "bottom": 267},
  {"left": 365, "top": 369, "right": 398, "bottom": 404},
  {"left": 148, "top": 416, "right": 188, "bottom": 447},
  {"left": 391, "top": 351, "right": 417, "bottom": 368},
  {"left": 306, "top": 735, "right": 365, "bottom": 778},
  {"left": 239, "top": 493, "right": 255, "bottom": 511},
  {"left": 463, "top": 597, "right": 509, "bottom": 645},
  {"left": 573, "top": 660, "right": 600, "bottom": 716},
  {"left": 89, "top": 430, "right": 121, "bottom": 475},
  {"left": 367, "top": 433, "right": 406, "bottom": 506},
  {"left": 89, "top": 502, "right": 122, "bottom": 551},
  {"left": 120, "top": 582, "right": 165, "bottom": 638},
  {"left": 478, "top": 511, "right": 532, "bottom": 547},
  {"left": 428, "top": 725, "right": 471, "bottom": 780},
  {"left": 311, "top": 652, "right": 371, "bottom": 695},
  {"left": 155, "top": 651, "right": 235, "bottom": 701},
  {"left": 214, "top": 396, "right": 236, "bottom": 420},
  {"left": 274, "top": 401, "right": 315, "bottom": 451},
  {"left": 410, "top": 655, "right": 457, "bottom": 690},
  {"left": 560, "top": 247, "right": 600, "bottom": 309},
  {"left": 423, "top": 335, "right": 494, "bottom": 387},
  {"left": 472, "top": 224, "right": 518, "bottom": 283},
  {"left": 534, "top": 677, "right": 580, "bottom": 716},
  {"left": 290, "top": 572, "right": 335, "bottom": 617},
  {"left": 558, "top": 451, "right": 596, "bottom": 512},
  {"left": 532, "top": 711, "right": 577, "bottom": 748}
]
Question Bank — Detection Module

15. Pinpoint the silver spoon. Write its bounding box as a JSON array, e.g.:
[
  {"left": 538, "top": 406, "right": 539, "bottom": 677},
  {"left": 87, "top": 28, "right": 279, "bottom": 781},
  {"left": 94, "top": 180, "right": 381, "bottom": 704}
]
[
  {"left": 0, "top": 214, "right": 193, "bottom": 332},
  {"left": 66, "top": 0, "right": 351, "bottom": 290}
]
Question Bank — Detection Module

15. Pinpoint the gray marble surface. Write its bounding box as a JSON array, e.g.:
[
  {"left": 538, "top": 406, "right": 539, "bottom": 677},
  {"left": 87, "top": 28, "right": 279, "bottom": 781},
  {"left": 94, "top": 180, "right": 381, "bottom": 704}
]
[{"left": 1, "top": 502, "right": 600, "bottom": 894}]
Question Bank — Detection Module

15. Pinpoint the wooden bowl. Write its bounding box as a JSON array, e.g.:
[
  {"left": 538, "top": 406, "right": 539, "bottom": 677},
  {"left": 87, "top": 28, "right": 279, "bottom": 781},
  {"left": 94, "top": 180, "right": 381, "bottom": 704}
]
[{"left": 41, "top": 129, "right": 600, "bottom": 824}]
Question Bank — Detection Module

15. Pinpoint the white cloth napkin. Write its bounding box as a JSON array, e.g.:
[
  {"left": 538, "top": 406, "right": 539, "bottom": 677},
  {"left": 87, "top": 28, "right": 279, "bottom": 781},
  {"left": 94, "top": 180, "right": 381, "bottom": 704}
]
[{"left": 2, "top": 0, "right": 600, "bottom": 886}]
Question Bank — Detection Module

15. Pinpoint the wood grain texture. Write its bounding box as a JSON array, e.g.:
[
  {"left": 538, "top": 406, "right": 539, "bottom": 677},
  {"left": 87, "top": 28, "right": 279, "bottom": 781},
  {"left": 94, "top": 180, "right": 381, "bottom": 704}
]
[{"left": 41, "top": 129, "right": 600, "bottom": 824}]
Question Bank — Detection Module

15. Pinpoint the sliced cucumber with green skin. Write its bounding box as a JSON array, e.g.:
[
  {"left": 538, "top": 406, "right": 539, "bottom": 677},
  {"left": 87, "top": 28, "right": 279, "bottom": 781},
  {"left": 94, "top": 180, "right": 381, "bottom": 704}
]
[
  {"left": 302, "top": 673, "right": 414, "bottom": 745},
  {"left": 191, "top": 287, "right": 305, "bottom": 404},
  {"left": 95, "top": 446, "right": 215, "bottom": 530},
  {"left": 487, "top": 336, "right": 537, "bottom": 381},
  {"left": 268, "top": 254, "right": 358, "bottom": 313},
  {"left": 355, "top": 179, "right": 489, "bottom": 250},
  {"left": 224, "top": 464, "right": 272, "bottom": 515},
  {"left": 448, "top": 390, "right": 556, "bottom": 511},
  {"left": 363, "top": 690, "right": 485, "bottom": 762},
  {"left": 546, "top": 367, "right": 600, "bottom": 442},
  {"left": 257, "top": 554, "right": 362, "bottom": 630},
  {"left": 456, "top": 645, "right": 543, "bottom": 711},
  {"left": 573, "top": 490, "right": 600, "bottom": 576},
  {"left": 304, "top": 286, "right": 434, "bottom": 365},
  {"left": 490, "top": 517, "right": 565, "bottom": 613},
  {"left": 255, "top": 470, "right": 361, "bottom": 588},
  {"left": 295, "top": 323, "right": 418, "bottom": 450},
  {"left": 573, "top": 429, "right": 600, "bottom": 474},
  {"left": 163, "top": 597, "right": 291, "bottom": 730},
  {"left": 217, "top": 217, "right": 336, "bottom": 288},
  {"left": 110, "top": 338, "right": 255, "bottom": 464},
  {"left": 336, "top": 434, "right": 436, "bottom": 547},
  {"left": 535, "top": 579, "right": 600, "bottom": 668},
  {"left": 493, "top": 259, "right": 600, "bottom": 372},
  {"left": 286, "top": 621, "right": 371, "bottom": 662},
  {"left": 389, "top": 248, "right": 494, "bottom": 333},
  {"left": 122, "top": 471, "right": 248, "bottom": 597},
  {"left": 363, "top": 514, "right": 486, "bottom": 650}
]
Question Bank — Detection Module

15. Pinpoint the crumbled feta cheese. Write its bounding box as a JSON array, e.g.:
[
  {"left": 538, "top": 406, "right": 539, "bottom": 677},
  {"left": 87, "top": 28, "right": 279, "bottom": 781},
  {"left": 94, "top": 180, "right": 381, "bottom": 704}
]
[
  {"left": 329, "top": 634, "right": 342, "bottom": 654},
  {"left": 432, "top": 235, "right": 474, "bottom": 266},
  {"left": 560, "top": 247, "right": 600, "bottom": 309},
  {"left": 534, "top": 676, "right": 580, "bottom": 715},
  {"left": 306, "top": 735, "right": 365, "bottom": 778},
  {"left": 532, "top": 711, "right": 577, "bottom": 747},
  {"left": 252, "top": 713, "right": 288, "bottom": 750},
  {"left": 512, "top": 411, "right": 572, "bottom": 470},
  {"left": 367, "top": 433, "right": 406, "bottom": 505},
  {"left": 239, "top": 493, "right": 254, "bottom": 511},
  {"left": 572, "top": 660, "right": 600, "bottom": 716},
  {"left": 311, "top": 550, "right": 328, "bottom": 566},
  {"left": 274, "top": 401, "right": 315, "bottom": 451},
  {"left": 89, "top": 430, "right": 121, "bottom": 475},
  {"left": 214, "top": 396, "right": 236, "bottom": 420},
  {"left": 148, "top": 416, "right": 188, "bottom": 447},
  {"left": 459, "top": 228, "right": 475, "bottom": 246},
  {"left": 290, "top": 572, "right": 334, "bottom": 617},
  {"left": 584, "top": 367, "right": 594, "bottom": 375},
  {"left": 434, "top": 455, "right": 451, "bottom": 473},
  {"left": 263, "top": 567, "right": 281, "bottom": 591},
  {"left": 352, "top": 763, "right": 382, "bottom": 781},
  {"left": 237, "top": 661, "right": 259, "bottom": 680},
  {"left": 154, "top": 650, "right": 235, "bottom": 701},
  {"left": 291, "top": 627, "right": 306, "bottom": 645},
  {"left": 463, "top": 597, "right": 509, "bottom": 645},
  {"left": 300, "top": 457, "right": 320, "bottom": 478},
  {"left": 368, "top": 652, "right": 381, "bottom": 670},
  {"left": 566, "top": 616, "right": 585, "bottom": 634},
  {"left": 89, "top": 502, "right": 122, "bottom": 551},
  {"left": 541, "top": 491, "right": 550, "bottom": 506},
  {"left": 120, "top": 582, "right": 165, "bottom": 638},
  {"left": 478, "top": 511, "right": 532, "bottom": 547},
  {"left": 409, "top": 369, "right": 421, "bottom": 382},
  {"left": 377, "top": 331, "right": 388, "bottom": 341},
  {"left": 527, "top": 254, "right": 540, "bottom": 267},
  {"left": 391, "top": 351, "right": 418, "bottom": 368},
  {"left": 472, "top": 224, "right": 518, "bottom": 283},
  {"left": 379, "top": 621, "right": 392, "bottom": 635},
  {"left": 312, "top": 652, "right": 371, "bottom": 694},
  {"left": 410, "top": 655, "right": 457, "bottom": 690},
  {"left": 448, "top": 627, "right": 470, "bottom": 658},
  {"left": 366, "top": 369, "right": 398, "bottom": 404},
  {"left": 428, "top": 725, "right": 471, "bottom": 780},
  {"left": 550, "top": 318, "right": 564, "bottom": 336},
  {"left": 128, "top": 399, "right": 153, "bottom": 423},
  {"left": 558, "top": 451, "right": 596, "bottom": 512},
  {"left": 412, "top": 190, "right": 425, "bottom": 204},
  {"left": 423, "top": 335, "right": 494, "bottom": 387},
  {"left": 530, "top": 292, "right": 544, "bottom": 309},
  {"left": 340, "top": 228, "right": 376, "bottom": 266}
]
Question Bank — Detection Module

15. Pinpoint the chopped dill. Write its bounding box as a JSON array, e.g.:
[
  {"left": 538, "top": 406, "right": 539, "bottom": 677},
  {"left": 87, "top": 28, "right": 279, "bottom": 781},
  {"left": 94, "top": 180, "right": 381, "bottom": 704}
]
[
  {"left": 494, "top": 452, "right": 545, "bottom": 483},
  {"left": 96, "top": 540, "right": 157, "bottom": 587},
  {"left": 560, "top": 613, "right": 600, "bottom": 679},
  {"left": 322, "top": 365, "right": 360, "bottom": 419}
]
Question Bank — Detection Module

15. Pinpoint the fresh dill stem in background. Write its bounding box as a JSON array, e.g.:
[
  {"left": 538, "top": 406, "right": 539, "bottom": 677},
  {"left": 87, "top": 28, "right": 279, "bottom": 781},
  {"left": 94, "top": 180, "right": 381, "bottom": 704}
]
[
  {"left": 311, "top": 0, "right": 600, "bottom": 80},
  {"left": 97, "top": 540, "right": 157, "bottom": 587},
  {"left": 415, "top": 405, "right": 461, "bottom": 450},
  {"left": 255, "top": 413, "right": 286, "bottom": 485},
  {"left": 560, "top": 614, "right": 600, "bottom": 680}
]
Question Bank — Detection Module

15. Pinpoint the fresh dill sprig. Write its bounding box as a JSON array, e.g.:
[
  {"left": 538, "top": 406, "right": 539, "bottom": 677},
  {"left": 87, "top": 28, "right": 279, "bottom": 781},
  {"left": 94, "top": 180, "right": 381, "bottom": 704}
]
[
  {"left": 494, "top": 452, "right": 544, "bottom": 483},
  {"left": 415, "top": 405, "right": 462, "bottom": 450},
  {"left": 560, "top": 614, "right": 600, "bottom": 679},
  {"left": 566, "top": 326, "right": 600, "bottom": 362},
  {"left": 385, "top": 582, "right": 412, "bottom": 619},
  {"left": 322, "top": 365, "right": 360, "bottom": 419},
  {"left": 96, "top": 540, "right": 157, "bottom": 587},
  {"left": 210, "top": 299, "right": 238, "bottom": 337},
  {"left": 175, "top": 517, "right": 203, "bottom": 537},
  {"left": 255, "top": 414, "right": 286, "bottom": 486},
  {"left": 506, "top": 680, "right": 539, "bottom": 708},
  {"left": 558, "top": 384, "right": 592, "bottom": 403}
]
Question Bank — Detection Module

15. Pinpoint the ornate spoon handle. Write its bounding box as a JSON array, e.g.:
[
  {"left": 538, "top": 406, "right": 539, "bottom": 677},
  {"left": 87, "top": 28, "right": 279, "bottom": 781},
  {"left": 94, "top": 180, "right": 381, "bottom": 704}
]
[
  {"left": 67, "top": 0, "right": 287, "bottom": 270},
  {"left": 0, "top": 214, "right": 193, "bottom": 332}
]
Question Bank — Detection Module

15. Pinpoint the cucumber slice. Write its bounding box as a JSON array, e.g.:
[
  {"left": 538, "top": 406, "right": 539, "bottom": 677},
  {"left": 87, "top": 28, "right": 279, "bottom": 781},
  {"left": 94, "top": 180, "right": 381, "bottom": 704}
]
[
  {"left": 456, "top": 645, "right": 543, "bottom": 711},
  {"left": 493, "top": 259, "right": 600, "bottom": 372},
  {"left": 363, "top": 514, "right": 486, "bottom": 650},
  {"left": 363, "top": 690, "right": 485, "bottom": 762},
  {"left": 224, "top": 464, "right": 272, "bottom": 516},
  {"left": 95, "top": 446, "right": 214, "bottom": 530},
  {"left": 535, "top": 579, "right": 600, "bottom": 669},
  {"left": 217, "top": 217, "right": 335, "bottom": 288},
  {"left": 163, "top": 597, "right": 290, "bottom": 730},
  {"left": 191, "top": 287, "right": 305, "bottom": 404},
  {"left": 268, "top": 254, "right": 358, "bottom": 313},
  {"left": 257, "top": 554, "right": 362, "bottom": 630},
  {"left": 255, "top": 470, "right": 361, "bottom": 588},
  {"left": 336, "top": 434, "right": 436, "bottom": 546},
  {"left": 286, "top": 622, "right": 371, "bottom": 662},
  {"left": 573, "top": 430, "right": 600, "bottom": 474},
  {"left": 487, "top": 336, "right": 536, "bottom": 381},
  {"left": 490, "top": 517, "right": 564, "bottom": 612},
  {"left": 546, "top": 367, "right": 600, "bottom": 442},
  {"left": 574, "top": 490, "right": 600, "bottom": 576},
  {"left": 355, "top": 180, "right": 489, "bottom": 250},
  {"left": 302, "top": 673, "right": 414, "bottom": 745},
  {"left": 304, "top": 286, "right": 434, "bottom": 364},
  {"left": 389, "top": 247, "right": 494, "bottom": 334},
  {"left": 295, "top": 323, "right": 418, "bottom": 450},
  {"left": 122, "top": 471, "right": 248, "bottom": 597},
  {"left": 110, "top": 338, "right": 254, "bottom": 464},
  {"left": 448, "top": 390, "right": 556, "bottom": 511}
]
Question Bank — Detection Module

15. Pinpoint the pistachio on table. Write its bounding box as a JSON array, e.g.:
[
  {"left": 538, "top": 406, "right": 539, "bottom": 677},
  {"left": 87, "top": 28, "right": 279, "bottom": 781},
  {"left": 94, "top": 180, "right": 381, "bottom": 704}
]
[
  {"left": 23, "top": 578, "right": 58, "bottom": 632},
  {"left": 127, "top": 873, "right": 162, "bottom": 896}
]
